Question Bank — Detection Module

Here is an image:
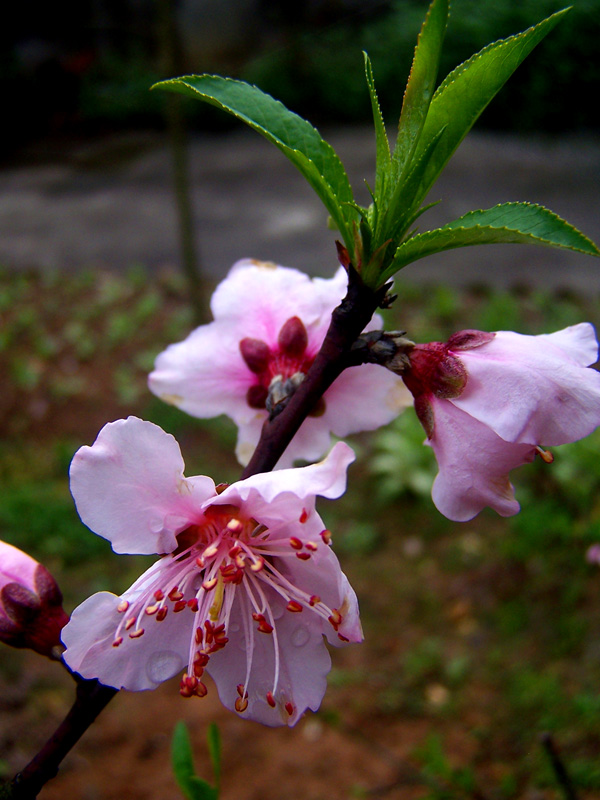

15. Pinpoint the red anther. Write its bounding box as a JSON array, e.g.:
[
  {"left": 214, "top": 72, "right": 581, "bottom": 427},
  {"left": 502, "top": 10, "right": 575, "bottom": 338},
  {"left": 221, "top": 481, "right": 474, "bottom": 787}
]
[
  {"left": 192, "top": 681, "right": 208, "bottom": 698},
  {"left": 305, "top": 541, "right": 318, "bottom": 552},
  {"left": 253, "top": 613, "right": 273, "bottom": 634},
  {"left": 235, "top": 554, "right": 246, "bottom": 569},
  {"left": 230, "top": 569, "right": 245, "bottom": 585},
  {"left": 156, "top": 607, "right": 168, "bottom": 622},
  {"left": 328, "top": 608, "right": 342, "bottom": 630},
  {"left": 289, "top": 536, "right": 303, "bottom": 550},
  {"left": 295, "top": 552, "right": 311, "bottom": 561},
  {"left": 235, "top": 696, "right": 249, "bottom": 713},
  {"left": 338, "top": 633, "right": 349, "bottom": 642},
  {"left": 169, "top": 588, "right": 184, "bottom": 601},
  {"left": 195, "top": 557, "right": 205, "bottom": 568},
  {"left": 309, "top": 595, "right": 320, "bottom": 606},
  {"left": 278, "top": 316, "right": 308, "bottom": 357},
  {"left": 195, "top": 627, "right": 203, "bottom": 644},
  {"left": 193, "top": 664, "right": 204, "bottom": 679},
  {"left": 187, "top": 598, "right": 199, "bottom": 612},
  {"left": 117, "top": 600, "right": 129, "bottom": 613},
  {"left": 320, "top": 529, "right": 332, "bottom": 545},
  {"left": 250, "top": 556, "right": 265, "bottom": 572},
  {"left": 266, "top": 691, "right": 277, "bottom": 708},
  {"left": 154, "top": 590, "right": 164, "bottom": 601},
  {"left": 173, "top": 600, "right": 187, "bottom": 613},
  {"left": 237, "top": 683, "right": 246, "bottom": 697},
  {"left": 299, "top": 508, "right": 308, "bottom": 524},
  {"left": 286, "top": 600, "right": 303, "bottom": 613},
  {"left": 112, "top": 637, "right": 123, "bottom": 647},
  {"left": 220, "top": 563, "right": 237, "bottom": 577},
  {"left": 227, "top": 518, "right": 244, "bottom": 534},
  {"left": 536, "top": 445, "right": 554, "bottom": 464},
  {"left": 125, "top": 616, "right": 136, "bottom": 630},
  {"left": 129, "top": 628, "right": 144, "bottom": 639},
  {"left": 202, "top": 544, "right": 219, "bottom": 560},
  {"left": 145, "top": 604, "right": 159, "bottom": 616},
  {"left": 183, "top": 675, "right": 199, "bottom": 691},
  {"left": 215, "top": 482, "right": 229, "bottom": 495},
  {"left": 285, "top": 702, "right": 294, "bottom": 716},
  {"left": 228, "top": 545, "right": 242, "bottom": 558},
  {"left": 252, "top": 612, "right": 262, "bottom": 621},
  {"left": 213, "top": 623, "right": 225, "bottom": 635},
  {"left": 180, "top": 682, "right": 194, "bottom": 698},
  {"left": 202, "top": 577, "right": 218, "bottom": 591},
  {"left": 194, "top": 651, "right": 210, "bottom": 668},
  {"left": 240, "top": 337, "right": 271, "bottom": 374}
]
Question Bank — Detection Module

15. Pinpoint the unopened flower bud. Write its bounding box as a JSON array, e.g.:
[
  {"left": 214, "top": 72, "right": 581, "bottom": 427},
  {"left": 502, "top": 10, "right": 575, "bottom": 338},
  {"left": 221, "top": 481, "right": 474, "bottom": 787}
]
[
  {"left": 0, "top": 540, "right": 69, "bottom": 659},
  {"left": 278, "top": 316, "right": 308, "bottom": 357}
]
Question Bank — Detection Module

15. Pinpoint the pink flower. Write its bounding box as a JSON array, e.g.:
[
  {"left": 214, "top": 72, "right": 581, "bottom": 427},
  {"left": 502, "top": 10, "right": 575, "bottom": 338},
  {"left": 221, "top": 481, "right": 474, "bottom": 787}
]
[
  {"left": 0, "top": 540, "right": 69, "bottom": 658},
  {"left": 403, "top": 324, "right": 600, "bottom": 521},
  {"left": 148, "top": 259, "right": 409, "bottom": 467},
  {"left": 62, "top": 417, "right": 362, "bottom": 726}
]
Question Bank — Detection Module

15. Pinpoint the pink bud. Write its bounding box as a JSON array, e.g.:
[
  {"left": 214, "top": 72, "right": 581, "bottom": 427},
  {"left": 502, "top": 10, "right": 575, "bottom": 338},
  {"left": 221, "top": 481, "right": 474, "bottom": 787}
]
[
  {"left": 0, "top": 541, "right": 69, "bottom": 658},
  {"left": 239, "top": 337, "right": 271, "bottom": 374}
]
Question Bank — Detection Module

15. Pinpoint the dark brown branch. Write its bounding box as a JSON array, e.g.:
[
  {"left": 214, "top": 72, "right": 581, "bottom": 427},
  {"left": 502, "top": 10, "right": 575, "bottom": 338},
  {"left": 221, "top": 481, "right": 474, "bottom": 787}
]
[
  {"left": 10, "top": 678, "right": 117, "bottom": 799},
  {"left": 241, "top": 268, "right": 389, "bottom": 478}
]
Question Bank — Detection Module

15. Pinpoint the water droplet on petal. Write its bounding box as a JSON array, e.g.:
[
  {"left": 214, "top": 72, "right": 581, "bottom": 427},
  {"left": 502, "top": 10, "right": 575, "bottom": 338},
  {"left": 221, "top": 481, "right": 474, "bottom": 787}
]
[
  {"left": 291, "top": 625, "right": 310, "bottom": 648},
  {"left": 146, "top": 650, "right": 184, "bottom": 684},
  {"left": 230, "top": 622, "right": 240, "bottom": 633}
]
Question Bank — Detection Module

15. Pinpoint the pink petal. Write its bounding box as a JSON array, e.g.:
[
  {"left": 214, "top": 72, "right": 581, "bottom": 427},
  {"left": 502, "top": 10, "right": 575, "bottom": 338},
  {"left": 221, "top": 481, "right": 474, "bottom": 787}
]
[
  {"left": 213, "top": 442, "right": 355, "bottom": 525},
  {"left": 323, "top": 364, "right": 412, "bottom": 437},
  {"left": 211, "top": 260, "right": 331, "bottom": 339},
  {"left": 148, "top": 323, "right": 255, "bottom": 423},
  {"left": 429, "top": 399, "right": 536, "bottom": 521},
  {"left": 69, "top": 417, "right": 215, "bottom": 555},
  {"left": 61, "top": 587, "right": 192, "bottom": 691},
  {"left": 454, "top": 326, "right": 600, "bottom": 446},
  {"left": 0, "top": 540, "right": 38, "bottom": 589}
]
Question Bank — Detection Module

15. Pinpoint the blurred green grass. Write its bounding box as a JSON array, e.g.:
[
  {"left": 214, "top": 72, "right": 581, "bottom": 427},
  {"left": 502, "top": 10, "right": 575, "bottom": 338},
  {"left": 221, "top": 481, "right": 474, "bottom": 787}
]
[{"left": 1, "top": 266, "right": 600, "bottom": 796}]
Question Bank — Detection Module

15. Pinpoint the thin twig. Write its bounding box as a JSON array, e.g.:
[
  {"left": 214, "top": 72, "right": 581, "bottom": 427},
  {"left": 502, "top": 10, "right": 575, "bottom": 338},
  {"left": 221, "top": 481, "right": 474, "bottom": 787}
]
[
  {"left": 10, "top": 678, "right": 118, "bottom": 799},
  {"left": 540, "top": 732, "right": 579, "bottom": 800}
]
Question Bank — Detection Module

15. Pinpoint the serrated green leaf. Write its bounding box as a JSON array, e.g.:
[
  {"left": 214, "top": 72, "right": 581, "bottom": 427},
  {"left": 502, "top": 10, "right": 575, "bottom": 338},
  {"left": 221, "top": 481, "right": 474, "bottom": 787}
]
[
  {"left": 363, "top": 53, "right": 391, "bottom": 207},
  {"left": 153, "top": 74, "right": 357, "bottom": 256},
  {"left": 171, "top": 721, "right": 218, "bottom": 800},
  {"left": 410, "top": 9, "right": 570, "bottom": 210},
  {"left": 380, "top": 202, "right": 600, "bottom": 281},
  {"left": 393, "top": 0, "right": 448, "bottom": 179}
]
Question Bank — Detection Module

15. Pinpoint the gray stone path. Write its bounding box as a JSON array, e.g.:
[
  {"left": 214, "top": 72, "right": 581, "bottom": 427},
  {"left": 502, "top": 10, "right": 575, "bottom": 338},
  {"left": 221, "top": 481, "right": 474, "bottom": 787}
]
[{"left": 0, "top": 127, "right": 599, "bottom": 289}]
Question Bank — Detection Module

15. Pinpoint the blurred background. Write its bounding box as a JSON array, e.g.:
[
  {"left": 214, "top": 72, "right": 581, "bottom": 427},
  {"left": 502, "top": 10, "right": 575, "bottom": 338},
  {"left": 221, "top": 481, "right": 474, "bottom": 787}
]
[{"left": 2, "top": 2, "right": 600, "bottom": 799}]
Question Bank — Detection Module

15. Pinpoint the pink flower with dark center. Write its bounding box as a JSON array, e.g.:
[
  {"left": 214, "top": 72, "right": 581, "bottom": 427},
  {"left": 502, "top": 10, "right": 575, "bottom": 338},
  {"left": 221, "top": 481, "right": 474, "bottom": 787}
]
[
  {"left": 148, "top": 259, "right": 410, "bottom": 467},
  {"left": 62, "top": 417, "right": 362, "bottom": 726},
  {"left": 402, "top": 324, "right": 600, "bottom": 521},
  {"left": 0, "top": 540, "right": 69, "bottom": 658}
]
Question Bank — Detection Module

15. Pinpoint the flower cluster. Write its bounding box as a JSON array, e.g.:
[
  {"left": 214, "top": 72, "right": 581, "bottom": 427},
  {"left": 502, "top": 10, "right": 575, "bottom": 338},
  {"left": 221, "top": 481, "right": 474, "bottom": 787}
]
[{"left": 62, "top": 418, "right": 361, "bottom": 726}]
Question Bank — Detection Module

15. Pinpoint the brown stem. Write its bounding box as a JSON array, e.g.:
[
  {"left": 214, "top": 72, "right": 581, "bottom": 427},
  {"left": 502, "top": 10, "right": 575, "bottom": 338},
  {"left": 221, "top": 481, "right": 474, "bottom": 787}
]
[
  {"left": 242, "top": 268, "right": 388, "bottom": 478},
  {"left": 10, "top": 678, "right": 118, "bottom": 799}
]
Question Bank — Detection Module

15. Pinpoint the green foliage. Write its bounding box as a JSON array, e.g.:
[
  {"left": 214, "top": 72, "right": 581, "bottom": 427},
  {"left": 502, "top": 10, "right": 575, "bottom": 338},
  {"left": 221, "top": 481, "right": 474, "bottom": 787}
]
[
  {"left": 157, "top": 3, "right": 598, "bottom": 289},
  {"left": 171, "top": 722, "right": 220, "bottom": 800},
  {"left": 153, "top": 74, "right": 358, "bottom": 261}
]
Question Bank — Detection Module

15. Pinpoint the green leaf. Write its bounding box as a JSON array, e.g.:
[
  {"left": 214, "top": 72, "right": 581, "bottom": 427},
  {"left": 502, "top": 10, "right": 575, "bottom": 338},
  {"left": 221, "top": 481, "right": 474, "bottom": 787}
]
[
  {"left": 380, "top": 202, "right": 600, "bottom": 280},
  {"left": 393, "top": 0, "right": 448, "bottom": 180},
  {"left": 363, "top": 52, "right": 391, "bottom": 206},
  {"left": 410, "top": 8, "right": 570, "bottom": 209},
  {"left": 153, "top": 74, "right": 357, "bottom": 255},
  {"left": 171, "top": 721, "right": 218, "bottom": 800},
  {"left": 206, "top": 723, "right": 221, "bottom": 792}
]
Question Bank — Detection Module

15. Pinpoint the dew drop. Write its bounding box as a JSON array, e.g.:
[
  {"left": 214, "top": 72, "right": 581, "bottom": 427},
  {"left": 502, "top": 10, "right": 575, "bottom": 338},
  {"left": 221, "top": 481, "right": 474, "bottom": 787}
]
[
  {"left": 291, "top": 625, "right": 310, "bottom": 648},
  {"left": 230, "top": 622, "right": 240, "bottom": 633},
  {"left": 146, "top": 650, "right": 184, "bottom": 684}
]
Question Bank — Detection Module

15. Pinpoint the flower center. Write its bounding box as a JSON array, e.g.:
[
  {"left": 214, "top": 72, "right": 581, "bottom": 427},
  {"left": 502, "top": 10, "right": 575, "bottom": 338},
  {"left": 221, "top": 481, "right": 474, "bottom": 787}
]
[
  {"left": 111, "top": 504, "right": 344, "bottom": 718},
  {"left": 240, "top": 316, "right": 316, "bottom": 413}
]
